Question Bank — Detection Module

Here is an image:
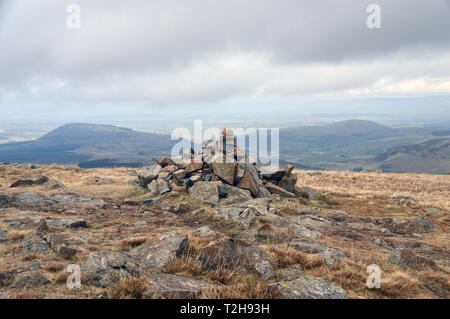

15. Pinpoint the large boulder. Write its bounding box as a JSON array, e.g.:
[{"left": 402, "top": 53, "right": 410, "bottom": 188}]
[
  {"left": 155, "top": 156, "right": 176, "bottom": 167},
  {"left": 129, "top": 231, "right": 188, "bottom": 269},
  {"left": 217, "top": 183, "right": 252, "bottom": 204},
  {"left": 188, "top": 181, "right": 222, "bottom": 204},
  {"left": 237, "top": 164, "right": 271, "bottom": 198},
  {"left": 259, "top": 166, "right": 286, "bottom": 182},
  {"left": 146, "top": 273, "right": 216, "bottom": 298},
  {"left": 199, "top": 238, "right": 276, "bottom": 279},
  {"left": 81, "top": 251, "right": 142, "bottom": 288},
  {"left": 137, "top": 164, "right": 162, "bottom": 188},
  {"left": 213, "top": 156, "right": 237, "bottom": 185},
  {"left": 269, "top": 277, "right": 347, "bottom": 299}
]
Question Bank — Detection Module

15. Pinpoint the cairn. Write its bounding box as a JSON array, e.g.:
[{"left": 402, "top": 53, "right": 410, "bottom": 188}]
[{"left": 137, "top": 128, "right": 302, "bottom": 199}]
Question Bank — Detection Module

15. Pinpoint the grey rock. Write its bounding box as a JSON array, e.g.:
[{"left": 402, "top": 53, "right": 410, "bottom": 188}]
[
  {"left": 259, "top": 166, "right": 286, "bottom": 182},
  {"left": 11, "top": 272, "right": 50, "bottom": 289},
  {"left": 188, "top": 181, "right": 222, "bottom": 204},
  {"left": 44, "top": 180, "right": 67, "bottom": 190},
  {"left": 46, "top": 218, "right": 87, "bottom": 228},
  {"left": 81, "top": 251, "right": 142, "bottom": 288},
  {"left": 407, "top": 216, "right": 434, "bottom": 233},
  {"left": 129, "top": 231, "right": 188, "bottom": 269},
  {"left": 295, "top": 186, "right": 325, "bottom": 200},
  {"left": 217, "top": 183, "right": 252, "bottom": 204},
  {"left": 389, "top": 249, "right": 437, "bottom": 269},
  {"left": 200, "top": 238, "right": 276, "bottom": 279},
  {"left": 192, "top": 226, "right": 216, "bottom": 237},
  {"left": 269, "top": 277, "right": 347, "bottom": 299},
  {"left": 156, "top": 178, "right": 171, "bottom": 194},
  {"left": 290, "top": 242, "right": 345, "bottom": 265},
  {"left": 10, "top": 176, "right": 49, "bottom": 188},
  {"left": 146, "top": 273, "right": 216, "bottom": 298},
  {"left": 278, "top": 268, "right": 304, "bottom": 281},
  {"left": 214, "top": 206, "right": 256, "bottom": 228},
  {"left": 21, "top": 235, "right": 50, "bottom": 253},
  {"left": 291, "top": 225, "right": 321, "bottom": 239},
  {"left": 49, "top": 194, "right": 104, "bottom": 206},
  {"left": 0, "top": 230, "right": 6, "bottom": 242},
  {"left": 137, "top": 164, "right": 162, "bottom": 188},
  {"left": 55, "top": 245, "right": 78, "bottom": 259}
]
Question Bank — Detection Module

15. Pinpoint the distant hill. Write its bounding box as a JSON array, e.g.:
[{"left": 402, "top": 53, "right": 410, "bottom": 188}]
[
  {"left": 0, "top": 120, "right": 449, "bottom": 173},
  {"left": 0, "top": 123, "right": 173, "bottom": 167},
  {"left": 367, "top": 137, "right": 450, "bottom": 174},
  {"left": 279, "top": 119, "right": 449, "bottom": 173}
]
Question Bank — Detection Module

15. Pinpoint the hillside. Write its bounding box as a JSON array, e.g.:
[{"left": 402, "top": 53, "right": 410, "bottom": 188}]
[
  {"left": 279, "top": 120, "right": 449, "bottom": 172},
  {"left": 0, "top": 124, "right": 173, "bottom": 168},
  {"left": 0, "top": 144, "right": 448, "bottom": 299},
  {"left": 367, "top": 138, "right": 450, "bottom": 174}
]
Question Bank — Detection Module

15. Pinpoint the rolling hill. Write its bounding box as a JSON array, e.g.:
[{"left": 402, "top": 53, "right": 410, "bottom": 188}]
[
  {"left": 0, "top": 123, "right": 173, "bottom": 167},
  {"left": 0, "top": 120, "right": 448, "bottom": 173}
]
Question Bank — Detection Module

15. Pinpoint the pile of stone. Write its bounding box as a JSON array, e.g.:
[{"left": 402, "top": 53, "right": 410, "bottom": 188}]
[{"left": 137, "top": 128, "right": 309, "bottom": 202}]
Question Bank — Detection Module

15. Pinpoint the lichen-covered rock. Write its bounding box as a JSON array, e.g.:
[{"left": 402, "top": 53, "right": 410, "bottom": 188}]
[
  {"left": 81, "top": 251, "right": 142, "bottom": 288},
  {"left": 188, "top": 181, "right": 222, "bottom": 204},
  {"left": 291, "top": 225, "right": 321, "bottom": 239},
  {"left": 200, "top": 238, "right": 275, "bottom": 279},
  {"left": 269, "top": 276, "right": 347, "bottom": 299},
  {"left": 46, "top": 218, "right": 87, "bottom": 228},
  {"left": 129, "top": 231, "right": 188, "bottom": 269},
  {"left": 193, "top": 226, "right": 216, "bottom": 237},
  {"left": 214, "top": 206, "right": 256, "bottom": 228},
  {"left": 213, "top": 156, "right": 237, "bottom": 185}
]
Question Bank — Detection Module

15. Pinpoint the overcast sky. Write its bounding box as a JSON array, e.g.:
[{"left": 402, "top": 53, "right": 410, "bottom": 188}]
[{"left": 0, "top": 0, "right": 449, "bottom": 120}]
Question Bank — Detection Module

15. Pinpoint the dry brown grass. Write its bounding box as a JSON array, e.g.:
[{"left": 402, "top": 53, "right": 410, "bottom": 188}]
[
  {"left": 202, "top": 276, "right": 275, "bottom": 299},
  {"left": 295, "top": 170, "right": 450, "bottom": 211},
  {"left": 121, "top": 237, "right": 147, "bottom": 249},
  {"left": 108, "top": 278, "right": 150, "bottom": 299},
  {"left": 267, "top": 245, "right": 324, "bottom": 269},
  {"left": 5, "top": 290, "right": 44, "bottom": 299}
]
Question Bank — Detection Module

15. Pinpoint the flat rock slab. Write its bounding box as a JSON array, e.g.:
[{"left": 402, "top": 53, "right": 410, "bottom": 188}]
[
  {"left": 146, "top": 273, "right": 216, "bottom": 298},
  {"left": 269, "top": 276, "right": 347, "bottom": 299},
  {"left": 129, "top": 231, "right": 188, "bottom": 269}
]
